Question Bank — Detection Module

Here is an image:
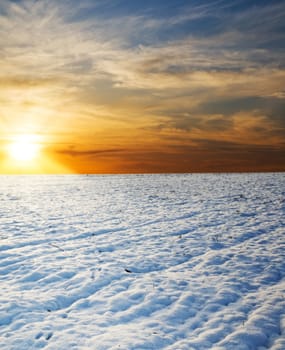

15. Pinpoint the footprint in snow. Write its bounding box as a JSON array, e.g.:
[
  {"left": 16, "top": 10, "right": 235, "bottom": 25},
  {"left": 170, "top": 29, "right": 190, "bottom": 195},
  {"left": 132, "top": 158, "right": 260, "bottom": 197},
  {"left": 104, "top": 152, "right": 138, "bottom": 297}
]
[
  {"left": 46, "top": 332, "right": 53, "bottom": 340},
  {"left": 35, "top": 332, "right": 43, "bottom": 340},
  {"left": 35, "top": 331, "right": 53, "bottom": 341}
]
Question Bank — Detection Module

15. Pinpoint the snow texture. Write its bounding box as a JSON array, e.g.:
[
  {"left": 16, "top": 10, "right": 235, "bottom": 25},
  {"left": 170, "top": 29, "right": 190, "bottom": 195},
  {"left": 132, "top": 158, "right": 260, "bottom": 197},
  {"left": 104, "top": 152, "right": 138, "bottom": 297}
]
[{"left": 0, "top": 173, "right": 284, "bottom": 350}]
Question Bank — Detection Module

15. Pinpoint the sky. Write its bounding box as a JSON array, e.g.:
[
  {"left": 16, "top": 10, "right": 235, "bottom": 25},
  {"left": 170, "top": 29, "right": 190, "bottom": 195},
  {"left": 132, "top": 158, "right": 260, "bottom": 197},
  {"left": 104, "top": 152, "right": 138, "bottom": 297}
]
[{"left": 0, "top": 0, "right": 284, "bottom": 173}]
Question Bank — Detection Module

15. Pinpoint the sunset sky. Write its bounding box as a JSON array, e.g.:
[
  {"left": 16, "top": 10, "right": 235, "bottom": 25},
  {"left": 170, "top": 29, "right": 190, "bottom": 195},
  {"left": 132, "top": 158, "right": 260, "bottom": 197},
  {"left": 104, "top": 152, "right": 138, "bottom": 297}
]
[{"left": 0, "top": 0, "right": 284, "bottom": 173}]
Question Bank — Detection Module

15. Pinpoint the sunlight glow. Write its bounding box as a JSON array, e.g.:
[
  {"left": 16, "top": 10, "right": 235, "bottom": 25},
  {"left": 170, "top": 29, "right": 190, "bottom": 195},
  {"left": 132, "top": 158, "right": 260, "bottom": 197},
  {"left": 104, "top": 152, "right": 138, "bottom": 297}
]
[
  {"left": 7, "top": 134, "right": 41, "bottom": 162},
  {"left": 1, "top": 133, "right": 74, "bottom": 174}
]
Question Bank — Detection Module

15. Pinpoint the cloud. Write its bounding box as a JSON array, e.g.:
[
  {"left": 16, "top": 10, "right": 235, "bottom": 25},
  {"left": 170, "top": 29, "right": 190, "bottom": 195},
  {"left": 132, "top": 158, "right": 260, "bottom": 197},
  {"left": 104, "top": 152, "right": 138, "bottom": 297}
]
[
  {"left": 0, "top": 76, "right": 61, "bottom": 88},
  {"left": 0, "top": 0, "right": 284, "bottom": 173},
  {"left": 57, "top": 148, "right": 125, "bottom": 158},
  {"left": 1, "top": 0, "right": 284, "bottom": 97},
  {"left": 196, "top": 96, "right": 285, "bottom": 120}
]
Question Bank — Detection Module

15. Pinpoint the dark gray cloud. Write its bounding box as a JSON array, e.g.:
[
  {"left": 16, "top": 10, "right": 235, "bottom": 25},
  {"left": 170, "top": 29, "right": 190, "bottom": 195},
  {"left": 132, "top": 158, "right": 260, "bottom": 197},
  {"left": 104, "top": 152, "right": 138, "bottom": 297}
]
[
  {"left": 154, "top": 114, "right": 233, "bottom": 132},
  {"left": 197, "top": 96, "right": 285, "bottom": 117},
  {"left": 57, "top": 148, "right": 125, "bottom": 158}
]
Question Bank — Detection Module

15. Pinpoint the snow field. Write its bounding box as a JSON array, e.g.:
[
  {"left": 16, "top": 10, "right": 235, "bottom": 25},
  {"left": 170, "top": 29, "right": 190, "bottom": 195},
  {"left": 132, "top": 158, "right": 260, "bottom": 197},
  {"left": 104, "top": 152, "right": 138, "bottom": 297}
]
[{"left": 0, "top": 173, "right": 284, "bottom": 349}]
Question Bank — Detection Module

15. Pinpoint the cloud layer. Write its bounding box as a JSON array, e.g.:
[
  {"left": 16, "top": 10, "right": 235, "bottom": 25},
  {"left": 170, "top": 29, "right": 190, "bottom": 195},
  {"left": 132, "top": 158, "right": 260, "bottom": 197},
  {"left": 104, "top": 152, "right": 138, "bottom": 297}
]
[{"left": 0, "top": 0, "right": 284, "bottom": 172}]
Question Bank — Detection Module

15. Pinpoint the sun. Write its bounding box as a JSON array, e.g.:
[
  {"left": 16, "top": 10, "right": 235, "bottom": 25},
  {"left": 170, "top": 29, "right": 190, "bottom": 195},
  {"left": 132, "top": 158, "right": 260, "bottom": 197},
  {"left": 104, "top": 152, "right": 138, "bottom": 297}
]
[
  {"left": 7, "top": 134, "right": 41, "bottom": 162},
  {"left": 1, "top": 133, "right": 73, "bottom": 174}
]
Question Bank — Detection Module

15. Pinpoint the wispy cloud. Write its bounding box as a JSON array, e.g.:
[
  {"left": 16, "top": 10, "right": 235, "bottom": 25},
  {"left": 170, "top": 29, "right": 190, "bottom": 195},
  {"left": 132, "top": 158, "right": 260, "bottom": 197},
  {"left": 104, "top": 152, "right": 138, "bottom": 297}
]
[
  {"left": 57, "top": 148, "right": 125, "bottom": 158},
  {"left": 0, "top": 0, "right": 284, "bottom": 172}
]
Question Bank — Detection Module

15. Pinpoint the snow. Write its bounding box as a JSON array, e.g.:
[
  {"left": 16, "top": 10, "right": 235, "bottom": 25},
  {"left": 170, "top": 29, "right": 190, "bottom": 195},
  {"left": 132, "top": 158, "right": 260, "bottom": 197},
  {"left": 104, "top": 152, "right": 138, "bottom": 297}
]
[{"left": 0, "top": 173, "right": 284, "bottom": 350}]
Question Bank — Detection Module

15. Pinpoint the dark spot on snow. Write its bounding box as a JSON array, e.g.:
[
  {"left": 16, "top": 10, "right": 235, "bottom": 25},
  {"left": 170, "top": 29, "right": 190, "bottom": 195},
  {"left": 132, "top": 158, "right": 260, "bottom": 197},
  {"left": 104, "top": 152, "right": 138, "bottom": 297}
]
[
  {"left": 46, "top": 332, "right": 53, "bottom": 340},
  {"left": 35, "top": 332, "right": 43, "bottom": 340},
  {"left": 125, "top": 268, "right": 132, "bottom": 273}
]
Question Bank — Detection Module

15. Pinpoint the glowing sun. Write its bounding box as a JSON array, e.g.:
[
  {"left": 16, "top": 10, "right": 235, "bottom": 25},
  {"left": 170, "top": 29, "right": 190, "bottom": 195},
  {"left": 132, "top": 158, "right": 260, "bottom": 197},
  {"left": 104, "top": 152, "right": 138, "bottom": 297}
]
[{"left": 7, "top": 135, "right": 41, "bottom": 162}]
